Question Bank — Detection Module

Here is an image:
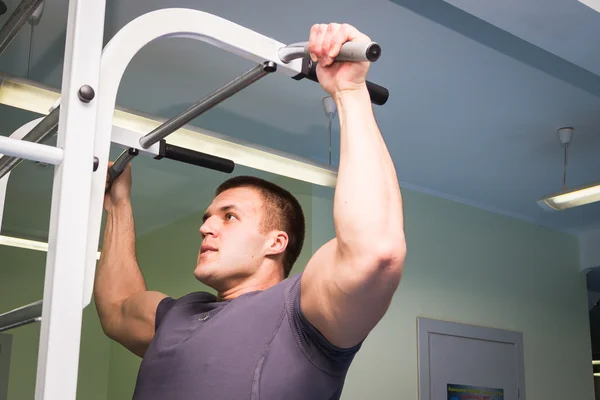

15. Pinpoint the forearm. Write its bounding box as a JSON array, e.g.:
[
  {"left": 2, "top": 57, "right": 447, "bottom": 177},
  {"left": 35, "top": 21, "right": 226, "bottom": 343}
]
[
  {"left": 94, "top": 201, "right": 146, "bottom": 326},
  {"left": 333, "top": 85, "right": 405, "bottom": 261}
]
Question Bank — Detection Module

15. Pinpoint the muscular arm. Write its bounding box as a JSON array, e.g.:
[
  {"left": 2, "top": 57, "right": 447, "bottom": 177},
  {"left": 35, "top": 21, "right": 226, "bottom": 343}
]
[
  {"left": 301, "top": 24, "right": 406, "bottom": 349},
  {"left": 94, "top": 165, "right": 167, "bottom": 357}
]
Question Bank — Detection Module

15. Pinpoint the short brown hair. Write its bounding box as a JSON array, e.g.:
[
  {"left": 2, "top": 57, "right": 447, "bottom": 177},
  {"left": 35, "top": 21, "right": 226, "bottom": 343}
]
[{"left": 215, "top": 176, "right": 305, "bottom": 278}]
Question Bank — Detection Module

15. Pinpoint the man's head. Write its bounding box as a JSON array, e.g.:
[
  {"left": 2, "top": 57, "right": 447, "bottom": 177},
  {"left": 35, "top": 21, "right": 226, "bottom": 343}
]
[{"left": 195, "top": 176, "right": 305, "bottom": 292}]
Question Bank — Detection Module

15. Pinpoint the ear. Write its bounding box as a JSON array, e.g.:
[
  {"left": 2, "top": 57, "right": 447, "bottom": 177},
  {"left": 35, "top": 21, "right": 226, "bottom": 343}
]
[{"left": 265, "top": 230, "right": 289, "bottom": 256}]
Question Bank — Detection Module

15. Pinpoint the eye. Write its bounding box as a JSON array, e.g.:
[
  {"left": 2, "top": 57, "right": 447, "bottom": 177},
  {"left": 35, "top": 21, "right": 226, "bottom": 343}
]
[{"left": 225, "top": 213, "right": 237, "bottom": 221}]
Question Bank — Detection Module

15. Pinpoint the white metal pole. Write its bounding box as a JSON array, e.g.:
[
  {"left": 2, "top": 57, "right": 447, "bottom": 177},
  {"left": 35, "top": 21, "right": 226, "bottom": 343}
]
[
  {"left": 0, "top": 106, "right": 59, "bottom": 178},
  {"left": 34, "top": 0, "right": 105, "bottom": 398},
  {"left": 0, "top": 136, "right": 63, "bottom": 165}
]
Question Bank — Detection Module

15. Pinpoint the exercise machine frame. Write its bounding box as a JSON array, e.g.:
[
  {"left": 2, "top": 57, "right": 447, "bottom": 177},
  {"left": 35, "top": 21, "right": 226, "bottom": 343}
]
[{"left": 0, "top": 4, "right": 389, "bottom": 399}]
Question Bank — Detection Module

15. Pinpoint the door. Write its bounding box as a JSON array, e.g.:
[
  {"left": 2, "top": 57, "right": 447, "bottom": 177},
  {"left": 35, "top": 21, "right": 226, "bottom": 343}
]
[
  {"left": 417, "top": 318, "right": 525, "bottom": 400},
  {"left": 0, "top": 334, "right": 11, "bottom": 400}
]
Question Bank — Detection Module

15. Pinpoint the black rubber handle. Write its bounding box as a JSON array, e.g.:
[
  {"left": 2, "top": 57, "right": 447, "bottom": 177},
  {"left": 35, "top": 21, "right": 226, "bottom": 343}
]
[
  {"left": 364, "top": 81, "right": 390, "bottom": 107},
  {"left": 300, "top": 59, "right": 389, "bottom": 106},
  {"left": 163, "top": 143, "right": 234, "bottom": 173},
  {"left": 105, "top": 148, "right": 139, "bottom": 193}
]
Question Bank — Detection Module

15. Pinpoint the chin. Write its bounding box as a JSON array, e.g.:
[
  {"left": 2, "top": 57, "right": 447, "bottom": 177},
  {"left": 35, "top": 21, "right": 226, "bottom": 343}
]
[
  {"left": 194, "top": 260, "right": 221, "bottom": 287},
  {"left": 194, "top": 262, "right": 211, "bottom": 281}
]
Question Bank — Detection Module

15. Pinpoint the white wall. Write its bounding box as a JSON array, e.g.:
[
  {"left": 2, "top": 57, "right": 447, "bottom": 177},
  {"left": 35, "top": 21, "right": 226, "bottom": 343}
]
[{"left": 312, "top": 185, "right": 593, "bottom": 400}]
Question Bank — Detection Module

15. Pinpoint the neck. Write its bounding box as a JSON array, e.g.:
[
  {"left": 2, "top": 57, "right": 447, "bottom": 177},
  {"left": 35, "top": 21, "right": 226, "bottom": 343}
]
[{"left": 216, "top": 262, "right": 284, "bottom": 301}]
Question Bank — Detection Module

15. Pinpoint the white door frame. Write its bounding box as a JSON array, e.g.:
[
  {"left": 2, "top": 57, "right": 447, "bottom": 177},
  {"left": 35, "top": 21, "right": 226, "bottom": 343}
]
[{"left": 417, "top": 317, "right": 526, "bottom": 400}]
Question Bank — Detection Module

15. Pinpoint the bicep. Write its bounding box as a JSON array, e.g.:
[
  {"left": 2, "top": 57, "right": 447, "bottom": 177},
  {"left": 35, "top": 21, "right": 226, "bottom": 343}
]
[
  {"left": 300, "top": 239, "right": 402, "bottom": 349},
  {"left": 114, "top": 291, "right": 169, "bottom": 357}
]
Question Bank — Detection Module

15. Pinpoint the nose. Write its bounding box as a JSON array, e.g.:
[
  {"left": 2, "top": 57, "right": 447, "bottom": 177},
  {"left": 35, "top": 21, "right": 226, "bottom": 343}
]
[{"left": 200, "top": 216, "right": 218, "bottom": 237}]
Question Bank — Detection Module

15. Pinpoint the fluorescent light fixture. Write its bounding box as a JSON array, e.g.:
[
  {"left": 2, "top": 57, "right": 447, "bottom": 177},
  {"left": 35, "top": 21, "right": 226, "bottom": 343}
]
[
  {"left": 595, "top": 373, "right": 600, "bottom": 377},
  {"left": 0, "top": 77, "right": 58, "bottom": 115},
  {"left": 537, "top": 181, "right": 600, "bottom": 211},
  {"left": 0, "top": 74, "right": 337, "bottom": 187},
  {"left": 594, "top": 360, "right": 600, "bottom": 365},
  {"left": 579, "top": 0, "right": 600, "bottom": 13},
  {"left": 538, "top": 127, "right": 600, "bottom": 211},
  {"left": 0, "top": 235, "right": 101, "bottom": 259}
]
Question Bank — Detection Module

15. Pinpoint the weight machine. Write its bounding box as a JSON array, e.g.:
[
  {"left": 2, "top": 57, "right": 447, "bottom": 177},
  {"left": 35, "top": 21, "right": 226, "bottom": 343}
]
[{"left": 0, "top": 1, "right": 389, "bottom": 399}]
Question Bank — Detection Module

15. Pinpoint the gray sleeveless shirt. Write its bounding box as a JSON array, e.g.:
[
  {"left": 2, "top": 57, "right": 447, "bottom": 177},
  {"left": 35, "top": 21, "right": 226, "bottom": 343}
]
[{"left": 132, "top": 273, "right": 362, "bottom": 399}]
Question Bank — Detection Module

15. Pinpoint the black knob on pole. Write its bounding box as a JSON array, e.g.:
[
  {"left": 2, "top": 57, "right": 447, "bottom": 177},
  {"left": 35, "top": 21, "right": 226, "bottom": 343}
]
[{"left": 78, "top": 85, "right": 95, "bottom": 103}]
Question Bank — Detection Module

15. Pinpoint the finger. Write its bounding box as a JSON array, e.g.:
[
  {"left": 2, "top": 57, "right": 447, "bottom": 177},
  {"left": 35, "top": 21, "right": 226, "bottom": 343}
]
[
  {"left": 340, "top": 23, "right": 370, "bottom": 43},
  {"left": 308, "top": 24, "right": 321, "bottom": 61},
  {"left": 123, "top": 163, "right": 132, "bottom": 177},
  {"left": 331, "top": 24, "right": 372, "bottom": 68},
  {"left": 321, "top": 23, "right": 342, "bottom": 66},
  {"left": 309, "top": 24, "right": 328, "bottom": 62},
  {"left": 314, "top": 24, "right": 328, "bottom": 60},
  {"left": 328, "top": 24, "right": 352, "bottom": 61},
  {"left": 105, "top": 161, "right": 113, "bottom": 183},
  {"left": 328, "top": 23, "right": 371, "bottom": 63}
]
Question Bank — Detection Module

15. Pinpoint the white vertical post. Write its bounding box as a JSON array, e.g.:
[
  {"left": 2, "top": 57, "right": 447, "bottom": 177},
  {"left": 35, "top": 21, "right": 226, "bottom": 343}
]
[{"left": 34, "top": 0, "right": 105, "bottom": 398}]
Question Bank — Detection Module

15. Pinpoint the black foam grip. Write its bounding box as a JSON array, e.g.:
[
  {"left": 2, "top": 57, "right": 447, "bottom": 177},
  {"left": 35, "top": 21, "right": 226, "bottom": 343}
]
[
  {"left": 163, "top": 144, "right": 234, "bottom": 173},
  {"left": 299, "top": 59, "right": 389, "bottom": 106},
  {"left": 364, "top": 81, "right": 389, "bottom": 107}
]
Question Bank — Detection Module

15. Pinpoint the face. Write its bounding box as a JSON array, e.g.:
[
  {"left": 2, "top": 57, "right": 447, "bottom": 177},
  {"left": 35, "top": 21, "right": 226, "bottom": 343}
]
[{"left": 195, "top": 187, "right": 285, "bottom": 290}]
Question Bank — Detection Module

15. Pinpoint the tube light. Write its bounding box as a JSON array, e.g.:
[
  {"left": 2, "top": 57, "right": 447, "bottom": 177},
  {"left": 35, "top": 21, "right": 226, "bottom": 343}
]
[
  {"left": 537, "top": 181, "right": 600, "bottom": 211},
  {"left": 0, "top": 76, "right": 58, "bottom": 115},
  {"left": 0, "top": 74, "right": 337, "bottom": 187},
  {"left": 0, "top": 235, "right": 101, "bottom": 259}
]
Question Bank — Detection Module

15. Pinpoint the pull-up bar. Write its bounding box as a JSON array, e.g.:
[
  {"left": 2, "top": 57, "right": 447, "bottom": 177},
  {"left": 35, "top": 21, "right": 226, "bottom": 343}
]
[
  {"left": 280, "top": 40, "right": 389, "bottom": 106},
  {"left": 139, "top": 61, "right": 277, "bottom": 149},
  {"left": 105, "top": 62, "right": 277, "bottom": 187},
  {"left": 137, "top": 41, "right": 384, "bottom": 150},
  {"left": 104, "top": 41, "right": 385, "bottom": 185},
  {"left": 0, "top": 300, "right": 43, "bottom": 333},
  {"left": 1, "top": 40, "right": 387, "bottom": 187},
  {"left": 278, "top": 41, "right": 382, "bottom": 63}
]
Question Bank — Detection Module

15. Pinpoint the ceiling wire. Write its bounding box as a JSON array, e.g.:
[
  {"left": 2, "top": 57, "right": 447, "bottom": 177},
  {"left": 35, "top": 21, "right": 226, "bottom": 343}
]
[
  {"left": 328, "top": 113, "right": 332, "bottom": 166},
  {"left": 27, "top": 23, "right": 34, "bottom": 79},
  {"left": 323, "top": 96, "right": 337, "bottom": 166},
  {"left": 562, "top": 141, "right": 569, "bottom": 190}
]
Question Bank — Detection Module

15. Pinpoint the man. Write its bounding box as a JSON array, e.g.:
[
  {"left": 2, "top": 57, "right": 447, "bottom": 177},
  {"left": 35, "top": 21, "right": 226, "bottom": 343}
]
[{"left": 94, "top": 22, "right": 406, "bottom": 399}]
